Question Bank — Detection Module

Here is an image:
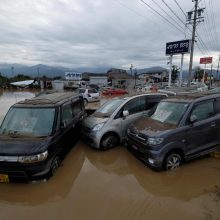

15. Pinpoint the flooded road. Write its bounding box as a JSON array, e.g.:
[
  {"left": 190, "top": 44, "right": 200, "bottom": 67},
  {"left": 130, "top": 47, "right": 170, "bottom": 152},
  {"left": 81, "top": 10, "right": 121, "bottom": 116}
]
[{"left": 0, "top": 90, "right": 220, "bottom": 220}]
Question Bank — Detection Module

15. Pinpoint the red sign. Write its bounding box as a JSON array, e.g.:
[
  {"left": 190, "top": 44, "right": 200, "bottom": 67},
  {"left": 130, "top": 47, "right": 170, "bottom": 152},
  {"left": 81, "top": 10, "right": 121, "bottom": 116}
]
[{"left": 200, "top": 57, "right": 213, "bottom": 64}]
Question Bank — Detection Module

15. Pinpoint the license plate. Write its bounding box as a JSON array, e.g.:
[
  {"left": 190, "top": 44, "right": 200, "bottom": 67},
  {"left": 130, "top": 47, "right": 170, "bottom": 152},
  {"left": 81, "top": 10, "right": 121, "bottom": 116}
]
[
  {"left": 0, "top": 174, "right": 9, "bottom": 183},
  {"left": 132, "top": 145, "right": 138, "bottom": 150}
]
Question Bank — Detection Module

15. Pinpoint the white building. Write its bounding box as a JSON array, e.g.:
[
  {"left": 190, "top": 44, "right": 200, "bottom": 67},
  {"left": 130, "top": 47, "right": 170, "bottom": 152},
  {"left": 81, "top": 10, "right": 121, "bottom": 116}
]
[{"left": 89, "top": 76, "right": 108, "bottom": 86}]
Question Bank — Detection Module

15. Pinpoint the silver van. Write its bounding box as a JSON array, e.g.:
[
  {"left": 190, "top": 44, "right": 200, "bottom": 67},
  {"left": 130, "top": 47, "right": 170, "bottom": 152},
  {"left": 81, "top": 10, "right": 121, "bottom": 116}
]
[{"left": 81, "top": 93, "right": 167, "bottom": 150}]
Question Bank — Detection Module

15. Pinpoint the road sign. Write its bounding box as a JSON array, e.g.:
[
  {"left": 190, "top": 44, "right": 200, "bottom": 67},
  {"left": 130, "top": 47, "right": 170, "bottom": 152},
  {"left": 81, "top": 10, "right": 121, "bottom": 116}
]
[
  {"left": 166, "top": 40, "right": 191, "bottom": 55},
  {"left": 200, "top": 57, "right": 213, "bottom": 64}
]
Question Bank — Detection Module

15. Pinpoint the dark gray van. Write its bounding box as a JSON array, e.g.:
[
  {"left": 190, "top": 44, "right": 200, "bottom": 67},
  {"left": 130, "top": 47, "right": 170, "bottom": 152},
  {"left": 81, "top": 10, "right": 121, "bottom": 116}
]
[
  {"left": 126, "top": 94, "right": 220, "bottom": 170},
  {"left": 0, "top": 92, "right": 84, "bottom": 182}
]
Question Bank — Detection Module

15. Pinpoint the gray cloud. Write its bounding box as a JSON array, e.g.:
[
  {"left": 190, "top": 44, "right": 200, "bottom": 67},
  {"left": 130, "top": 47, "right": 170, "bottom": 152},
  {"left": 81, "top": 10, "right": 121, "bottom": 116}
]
[{"left": 0, "top": 0, "right": 219, "bottom": 70}]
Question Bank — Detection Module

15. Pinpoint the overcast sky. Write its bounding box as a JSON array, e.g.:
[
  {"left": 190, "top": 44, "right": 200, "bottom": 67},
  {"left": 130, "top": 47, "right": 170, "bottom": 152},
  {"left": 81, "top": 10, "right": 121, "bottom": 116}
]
[{"left": 0, "top": 0, "right": 220, "bottom": 71}]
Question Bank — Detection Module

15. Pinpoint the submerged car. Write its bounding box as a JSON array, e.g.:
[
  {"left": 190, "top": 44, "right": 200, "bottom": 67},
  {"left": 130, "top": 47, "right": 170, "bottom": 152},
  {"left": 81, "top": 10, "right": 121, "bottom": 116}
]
[
  {"left": 0, "top": 92, "right": 85, "bottom": 182},
  {"left": 126, "top": 93, "right": 220, "bottom": 171},
  {"left": 77, "top": 88, "right": 100, "bottom": 105},
  {"left": 102, "top": 88, "right": 128, "bottom": 96},
  {"left": 81, "top": 93, "right": 167, "bottom": 150}
]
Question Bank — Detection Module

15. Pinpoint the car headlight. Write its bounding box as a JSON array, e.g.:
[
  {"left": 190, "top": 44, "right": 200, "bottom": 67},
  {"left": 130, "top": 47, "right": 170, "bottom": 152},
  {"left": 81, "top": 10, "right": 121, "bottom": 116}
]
[
  {"left": 92, "top": 123, "right": 105, "bottom": 131},
  {"left": 148, "top": 138, "right": 164, "bottom": 146},
  {"left": 18, "top": 151, "right": 48, "bottom": 163}
]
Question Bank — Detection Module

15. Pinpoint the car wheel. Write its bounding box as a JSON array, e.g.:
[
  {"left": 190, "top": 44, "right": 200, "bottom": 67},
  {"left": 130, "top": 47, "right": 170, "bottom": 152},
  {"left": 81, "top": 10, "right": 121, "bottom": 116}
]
[
  {"left": 50, "top": 155, "right": 61, "bottom": 177},
  {"left": 164, "top": 152, "right": 182, "bottom": 170},
  {"left": 84, "top": 99, "right": 88, "bottom": 106},
  {"left": 100, "top": 134, "right": 119, "bottom": 150}
]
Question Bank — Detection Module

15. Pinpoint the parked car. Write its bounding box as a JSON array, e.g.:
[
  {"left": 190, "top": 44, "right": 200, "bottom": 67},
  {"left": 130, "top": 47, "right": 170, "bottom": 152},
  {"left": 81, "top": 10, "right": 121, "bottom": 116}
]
[
  {"left": 77, "top": 88, "right": 100, "bottom": 105},
  {"left": 89, "top": 84, "right": 100, "bottom": 91},
  {"left": 0, "top": 92, "right": 85, "bottom": 182},
  {"left": 102, "top": 88, "right": 128, "bottom": 96},
  {"left": 81, "top": 93, "right": 167, "bottom": 150},
  {"left": 126, "top": 93, "right": 220, "bottom": 171}
]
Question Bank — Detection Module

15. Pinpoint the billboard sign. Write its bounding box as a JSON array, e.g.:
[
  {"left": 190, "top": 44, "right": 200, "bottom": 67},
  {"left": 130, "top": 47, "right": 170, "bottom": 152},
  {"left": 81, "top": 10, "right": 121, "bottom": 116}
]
[
  {"left": 65, "top": 72, "right": 82, "bottom": 81},
  {"left": 166, "top": 39, "right": 191, "bottom": 55},
  {"left": 200, "top": 57, "right": 213, "bottom": 64}
]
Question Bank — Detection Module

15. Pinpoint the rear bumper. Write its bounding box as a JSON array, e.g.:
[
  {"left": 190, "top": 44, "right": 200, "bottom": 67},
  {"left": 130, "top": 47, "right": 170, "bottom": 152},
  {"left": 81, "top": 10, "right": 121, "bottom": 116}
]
[{"left": 87, "top": 97, "right": 100, "bottom": 103}]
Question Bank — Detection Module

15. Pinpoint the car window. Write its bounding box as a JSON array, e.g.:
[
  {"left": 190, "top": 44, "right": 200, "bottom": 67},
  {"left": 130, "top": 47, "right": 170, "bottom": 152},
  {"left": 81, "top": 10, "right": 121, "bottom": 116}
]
[
  {"left": 214, "top": 99, "right": 220, "bottom": 113},
  {"left": 88, "top": 89, "right": 96, "bottom": 93},
  {"left": 124, "top": 97, "right": 146, "bottom": 114},
  {"left": 72, "top": 100, "right": 82, "bottom": 115},
  {"left": 78, "top": 89, "right": 85, "bottom": 93},
  {"left": 94, "top": 99, "right": 124, "bottom": 118},
  {"left": 62, "top": 103, "right": 73, "bottom": 126},
  {"left": 124, "top": 98, "right": 139, "bottom": 114},
  {"left": 190, "top": 101, "right": 214, "bottom": 121},
  {"left": 0, "top": 107, "right": 55, "bottom": 137},
  {"left": 146, "top": 97, "right": 162, "bottom": 110},
  {"left": 151, "top": 101, "right": 188, "bottom": 125}
]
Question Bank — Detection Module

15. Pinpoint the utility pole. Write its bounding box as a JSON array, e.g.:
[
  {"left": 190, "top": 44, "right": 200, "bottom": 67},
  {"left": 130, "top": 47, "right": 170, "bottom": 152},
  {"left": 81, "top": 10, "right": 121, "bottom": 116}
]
[
  {"left": 187, "top": 0, "right": 204, "bottom": 87},
  {"left": 217, "top": 55, "right": 220, "bottom": 81},
  {"left": 11, "top": 66, "right": 14, "bottom": 78}
]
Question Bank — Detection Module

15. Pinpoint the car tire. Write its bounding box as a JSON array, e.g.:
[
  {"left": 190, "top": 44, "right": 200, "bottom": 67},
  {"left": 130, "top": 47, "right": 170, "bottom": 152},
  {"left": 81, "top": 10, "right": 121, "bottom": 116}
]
[
  {"left": 49, "top": 155, "right": 61, "bottom": 177},
  {"left": 100, "top": 134, "right": 119, "bottom": 150},
  {"left": 84, "top": 99, "right": 88, "bottom": 106},
  {"left": 164, "top": 152, "right": 182, "bottom": 170}
]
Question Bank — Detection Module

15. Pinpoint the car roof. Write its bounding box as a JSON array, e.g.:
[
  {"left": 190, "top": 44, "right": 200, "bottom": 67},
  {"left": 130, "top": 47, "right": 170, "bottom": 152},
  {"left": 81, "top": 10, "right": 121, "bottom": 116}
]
[
  {"left": 123, "top": 93, "right": 168, "bottom": 100},
  {"left": 13, "top": 92, "right": 81, "bottom": 108},
  {"left": 163, "top": 93, "right": 220, "bottom": 103}
]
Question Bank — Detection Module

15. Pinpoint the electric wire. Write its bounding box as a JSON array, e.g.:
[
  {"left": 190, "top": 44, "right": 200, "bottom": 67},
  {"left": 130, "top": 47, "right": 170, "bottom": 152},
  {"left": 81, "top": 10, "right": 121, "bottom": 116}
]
[
  {"left": 173, "top": 0, "right": 186, "bottom": 18},
  {"left": 139, "top": 0, "right": 191, "bottom": 37}
]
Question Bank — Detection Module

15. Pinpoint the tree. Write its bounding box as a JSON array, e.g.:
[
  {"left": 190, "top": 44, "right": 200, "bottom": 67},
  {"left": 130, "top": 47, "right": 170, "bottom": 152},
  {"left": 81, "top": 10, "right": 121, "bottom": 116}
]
[
  {"left": 194, "top": 66, "right": 204, "bottom": 81},
  {"left": 171, "top": 65, "right": 180, "bottom": 82}
]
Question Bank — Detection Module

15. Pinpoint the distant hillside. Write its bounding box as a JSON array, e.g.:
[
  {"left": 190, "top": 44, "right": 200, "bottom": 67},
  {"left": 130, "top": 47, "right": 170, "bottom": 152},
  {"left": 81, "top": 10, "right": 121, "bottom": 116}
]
[
  {"left": 136, "top": 66, "right": 168, "bottom": 74},
  {"left": 0, "top": 64, "right": 112, "bottom": 78}
]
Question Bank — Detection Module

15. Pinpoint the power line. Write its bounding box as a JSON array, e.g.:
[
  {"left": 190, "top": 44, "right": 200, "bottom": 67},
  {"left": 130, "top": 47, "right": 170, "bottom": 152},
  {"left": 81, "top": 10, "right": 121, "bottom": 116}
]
[
  {"left": 208, "top": 0, "right": 220, "bottom": 50},
  {"left": 203, "top": 0, "right": 218, "bottom": 51},
  {"left": 140, "top": 0, "right": 188, "bottom": 36},
  {"left": 173, "top": 0, "right": 186, "bottom": 18},
  {"left": 161, "top": 0, "right": 186, "bottom": 27},
  {"left": 149, "top": 0, "right": 188, "bottom": 34}
]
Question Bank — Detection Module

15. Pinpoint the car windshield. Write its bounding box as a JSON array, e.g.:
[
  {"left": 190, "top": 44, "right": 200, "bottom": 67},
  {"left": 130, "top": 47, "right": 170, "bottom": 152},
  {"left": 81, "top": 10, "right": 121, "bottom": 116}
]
[
  {"left": 150, "top": 101, "right": 189, "bottom": 125},
  {"left": 77, "top": 89, "right": 85, "bottom": 94},
  {"left": 93, "top": 99, "right": 124, "bottom": 117},
  {"left": 0, "top": 107, "right": 56, "bottom": 137}
]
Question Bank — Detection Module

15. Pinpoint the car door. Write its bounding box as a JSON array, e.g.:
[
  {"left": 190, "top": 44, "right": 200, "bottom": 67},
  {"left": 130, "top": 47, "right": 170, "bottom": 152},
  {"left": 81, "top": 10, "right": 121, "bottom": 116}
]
[
  {"left": 52, "top": 102, "right": 76, "bottom": 154},
  {"left": 113, "top": 96, "right": 149, "bottom": 140},
  {"left": 186, "top": 99, "right": 217, "bottom": 156}
]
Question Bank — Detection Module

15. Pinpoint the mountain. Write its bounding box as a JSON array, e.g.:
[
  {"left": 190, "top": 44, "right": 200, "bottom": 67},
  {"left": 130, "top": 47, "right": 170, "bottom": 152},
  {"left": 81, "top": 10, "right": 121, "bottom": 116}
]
[
  {"left": 135, "top": 66, "right": 168, "bottom": 75},
  {"left": 0, "top": 64, "right": 112, "bottom": 78}
]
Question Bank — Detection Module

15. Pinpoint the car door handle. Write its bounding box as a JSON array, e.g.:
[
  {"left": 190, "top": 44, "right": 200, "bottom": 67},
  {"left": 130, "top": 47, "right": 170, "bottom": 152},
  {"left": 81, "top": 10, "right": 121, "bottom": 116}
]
[{"left": 211, "top": 122, "right": 216, "bottom": 127}]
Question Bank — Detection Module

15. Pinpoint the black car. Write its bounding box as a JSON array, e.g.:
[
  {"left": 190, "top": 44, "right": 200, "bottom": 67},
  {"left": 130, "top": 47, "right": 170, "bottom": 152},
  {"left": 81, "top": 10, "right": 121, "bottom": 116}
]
[
  {"left": 0, "top": 92, "right": 85, "bottom": 182},
  {"left": 126, "top": 93, "right": 220, "bottom": 170}
]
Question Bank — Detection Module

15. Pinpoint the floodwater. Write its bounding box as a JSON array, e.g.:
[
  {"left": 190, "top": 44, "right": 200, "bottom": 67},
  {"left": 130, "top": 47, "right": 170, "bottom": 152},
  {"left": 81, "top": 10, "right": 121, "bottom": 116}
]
[{"left": 0, "top": 90, "right": 220, "bottom": 220}]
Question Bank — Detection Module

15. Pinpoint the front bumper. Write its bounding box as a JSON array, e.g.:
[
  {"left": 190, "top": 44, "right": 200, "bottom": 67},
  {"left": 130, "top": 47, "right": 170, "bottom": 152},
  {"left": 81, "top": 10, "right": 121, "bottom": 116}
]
[
  {"left": 81, "top": 127, "right": 101, "bottom": 149},
  {"left": 125, "top": 136, "right": 164, "bottom": 170},
  {"left": 0, "top": 160, "right": 51, "bottom": 183}
]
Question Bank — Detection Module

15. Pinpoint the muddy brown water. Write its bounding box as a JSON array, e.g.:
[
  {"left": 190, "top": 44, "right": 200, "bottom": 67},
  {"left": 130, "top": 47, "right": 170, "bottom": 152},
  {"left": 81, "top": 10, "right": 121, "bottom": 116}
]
[{"left": 0, "top": 90, "right": 220, "bottom": 220}]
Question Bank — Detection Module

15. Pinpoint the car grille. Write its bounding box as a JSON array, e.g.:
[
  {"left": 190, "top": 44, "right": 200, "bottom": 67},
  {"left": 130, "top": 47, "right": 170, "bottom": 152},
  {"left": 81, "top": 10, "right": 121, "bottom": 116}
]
[{"left": 128, "top": 130, "right": 147, "bottom": 144}]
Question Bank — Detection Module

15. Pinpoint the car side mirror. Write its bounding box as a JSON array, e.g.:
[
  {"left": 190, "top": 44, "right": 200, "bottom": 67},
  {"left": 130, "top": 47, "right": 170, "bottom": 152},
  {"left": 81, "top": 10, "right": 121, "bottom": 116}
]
[
  {"left": 123, "top": 110, "right": 129, "bottom": 118},
  {"left": 190, "top": 115, "right": 197, "bottom": 124},
  {"left": 60, "top": 121, "right": 66, "bottom": 129}
]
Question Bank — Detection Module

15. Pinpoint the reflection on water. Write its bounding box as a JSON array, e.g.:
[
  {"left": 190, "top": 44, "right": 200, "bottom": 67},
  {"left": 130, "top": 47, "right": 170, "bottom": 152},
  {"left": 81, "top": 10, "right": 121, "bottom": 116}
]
[{"left": 0, "top": 90, "right": 220, "bottom": 220}]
